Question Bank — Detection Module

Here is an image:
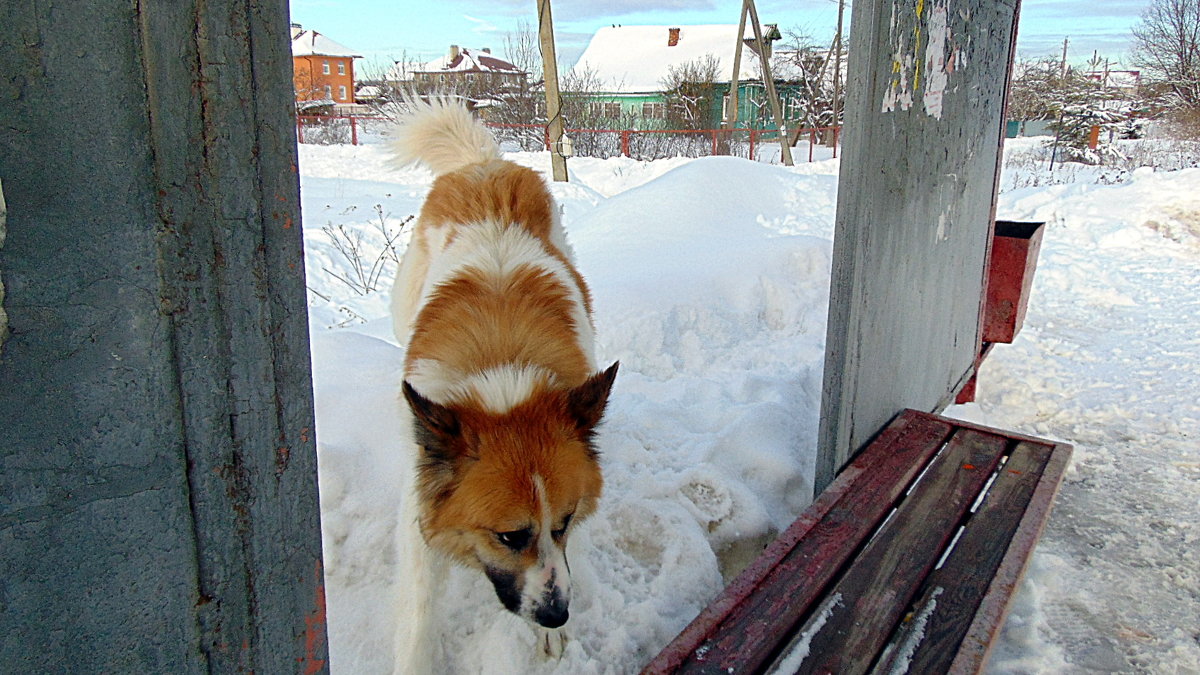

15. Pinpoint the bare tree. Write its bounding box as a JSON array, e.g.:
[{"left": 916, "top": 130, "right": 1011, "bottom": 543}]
[
  {"left": 503, "top": 19, "right": 543, "bottom": 83},
  {"left": 772, "top": 28, "right": 840, "bottom": 129},
  {"left": 1008, "top": 57, "right": 1076, "bottom": 121},
  {"left": 661, "top": 55, "right": 723, "bottom": 130},
  {"left": 1131, "top": 0, "right": 1200, "bottom": 132}
]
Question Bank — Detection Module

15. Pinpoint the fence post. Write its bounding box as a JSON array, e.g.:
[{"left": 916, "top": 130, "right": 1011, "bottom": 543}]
[
  {"left": 544, "top": 125, "right": 551, "bottom": 152},
  {"left": 297, "top": 117, "right": 305, "bottom": 144},
  {"left": 351, "top": 116, "right": 358, "bottom": 146},
  {"left": 810, "top": 128, "right": 816, "bottom": 163},
  {"left": 711, "top": 129, "right": 718, "bottom": 156},
  {"left": 833, "top": 126, "right": 840, "bottom": 159},
  {"left": 749, "top": 129, "right": 756, "bottom": 161},
  {"left": 621, "top": 130, "right": 631, "bottom": 158}
]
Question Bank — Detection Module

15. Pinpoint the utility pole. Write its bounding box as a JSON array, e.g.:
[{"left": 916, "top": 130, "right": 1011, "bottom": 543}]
[
  {"left": 723, "top": 0, "right": 750, "bottom": 135},
  {"left": 830, "top": 0, "right": 846, "bottom": 144},
  {"left": 537, "top": 0, "right": 568, "bottom": 182},
  {"left": 1060, "top": 37, "right": 1069, "bottom": 80},
  {"left": 745, "top": 0, "right": 794, "bottom": 165}
]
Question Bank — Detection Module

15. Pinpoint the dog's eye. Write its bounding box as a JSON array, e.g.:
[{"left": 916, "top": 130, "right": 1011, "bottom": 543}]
[
  {"left": 496, "top": 528, "right": 532, "bottom": 551},
  {"left": 552, "top": 512, "right": 574, "bottom": 539}
]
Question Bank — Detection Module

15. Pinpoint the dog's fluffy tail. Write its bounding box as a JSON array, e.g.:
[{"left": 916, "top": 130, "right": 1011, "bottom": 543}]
[{"left": 390, "top": 96, "right": 502, "bottom": 176}]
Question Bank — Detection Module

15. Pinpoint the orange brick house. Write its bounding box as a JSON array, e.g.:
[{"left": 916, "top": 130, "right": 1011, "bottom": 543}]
[{"left": 290, "top": 24, "right": 362, "bottom": 108}]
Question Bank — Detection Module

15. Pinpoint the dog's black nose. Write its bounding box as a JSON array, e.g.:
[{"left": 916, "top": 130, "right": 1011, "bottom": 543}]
[
  {"left": 534, "top": 600, "right": 569, "bottom": 628},
  {"left": 534, "top": 605, "right": 568, "bottom": 628}
]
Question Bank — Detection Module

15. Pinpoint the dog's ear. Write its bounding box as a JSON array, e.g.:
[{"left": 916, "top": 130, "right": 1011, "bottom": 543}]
[
  {"left": 403, "top": 381, "right": 460, "bottom": 439},
  {"left": 567, "top": 362, "right": 619, "bottom": 431}
]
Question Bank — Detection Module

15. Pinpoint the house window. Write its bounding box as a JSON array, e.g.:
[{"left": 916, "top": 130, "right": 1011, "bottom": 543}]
[
  {"left": 324, "top": 85, "right": 332, "bottom": 99},
  {"left": 338, "top": 62, "right": 346, "bottom": 75},
  {"left": 323, "top": 61, "right": 330, "bottom": 75},
  {"left": 589, "top": 102, "right": 621, "bottom": 118},
  {"left": 641, "top": 102, "right": 666, "bottom": 119},
  {"left": 787, "top": 96, "right": 805, "bottom": 121},
  {"left": 338, "top": 85, "right": 347, "bottom": 100}
]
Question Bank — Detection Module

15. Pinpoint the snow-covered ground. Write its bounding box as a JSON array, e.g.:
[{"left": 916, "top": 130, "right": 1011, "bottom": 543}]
[{"left": 300, "top": 135, "right": 1200, "bottom": 673}]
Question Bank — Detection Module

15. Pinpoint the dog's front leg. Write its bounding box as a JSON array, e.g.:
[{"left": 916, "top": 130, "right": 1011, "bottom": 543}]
[{"left": 393, "top": 481, "right": 447, "bottom": 673}]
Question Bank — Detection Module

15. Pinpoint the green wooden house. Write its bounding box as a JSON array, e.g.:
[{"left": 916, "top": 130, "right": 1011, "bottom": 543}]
[{"left": 566, "top": 24, "right": 835, "bottom": 131}]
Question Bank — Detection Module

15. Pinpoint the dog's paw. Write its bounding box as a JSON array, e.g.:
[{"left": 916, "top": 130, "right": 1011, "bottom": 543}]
[{"left": 538, "top": 627, "right": 567, "bottom": 660}]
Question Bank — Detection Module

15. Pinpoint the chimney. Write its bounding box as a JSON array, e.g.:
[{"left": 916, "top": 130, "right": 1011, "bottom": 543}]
[
  {"left": 668, "top": 27, "right": 680, "bottom": 47},
  {"left": 482, "top": 47, "right": 491, "bottom": 54},
  {"left": 449, "top": 45, "right": 460, "bottom": 61}
]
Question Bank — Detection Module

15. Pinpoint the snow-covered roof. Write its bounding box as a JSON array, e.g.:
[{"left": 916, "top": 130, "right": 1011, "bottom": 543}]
[
  {"left": 570, "top": 24, "right": 781, "bottom": 93},
  {"left": 297, "top": 98, "right": 335, "bottom": 112},
  {"left": 291, "top": 28, "right": 362, "bottom": 58},
  {"left": 383, "top": 60, "right": 421, "bottom": 83},
  {"left": 417, "top": 47, "right": 523, "bottom": 75}
]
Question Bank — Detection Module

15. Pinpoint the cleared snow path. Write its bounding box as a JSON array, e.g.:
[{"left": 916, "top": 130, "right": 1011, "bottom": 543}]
[{"left": 960, "top": 167, "right": 1200, "bottom": 673}]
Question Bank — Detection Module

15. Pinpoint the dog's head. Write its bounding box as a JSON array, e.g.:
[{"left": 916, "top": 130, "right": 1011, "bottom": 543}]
[{"left": 402, "top": 362, "right": 617, "bottom": 628}]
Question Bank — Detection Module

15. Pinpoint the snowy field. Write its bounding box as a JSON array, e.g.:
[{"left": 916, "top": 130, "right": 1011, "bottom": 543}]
[{"left": 300, "top": 135, "right": 1200, "bottom": 673}]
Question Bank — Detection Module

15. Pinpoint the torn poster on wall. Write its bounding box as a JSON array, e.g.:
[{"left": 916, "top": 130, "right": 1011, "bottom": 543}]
[{"left": 881, "top": 0, "right": 969, "bottom": 119}]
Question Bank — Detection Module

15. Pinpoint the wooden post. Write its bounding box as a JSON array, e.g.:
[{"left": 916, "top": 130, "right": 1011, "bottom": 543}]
[
  {"left": 744, "top": 0, "right": 794, "bottom": 166},
  {"left": 0, "top": 1, "right": 326, "bottom": 670},
  {"left": 830, "top": 0, "right": 846, "bottom": 138},
  {"left": 724, "top": 0, "right": 750, "bottom": 136},
  {"left": 537, "top": 0, "right": 568, "bottom": 182}
]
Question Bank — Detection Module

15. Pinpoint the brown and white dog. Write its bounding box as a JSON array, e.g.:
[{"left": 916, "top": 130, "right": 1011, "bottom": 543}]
[{"left": 388, "top": 98, "right": 616, "bottom": 659}]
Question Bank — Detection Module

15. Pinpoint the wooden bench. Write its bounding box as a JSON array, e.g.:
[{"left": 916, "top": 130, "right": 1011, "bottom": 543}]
[{"left": 642, "top": 409, "right": 1072, "bottom": 675}]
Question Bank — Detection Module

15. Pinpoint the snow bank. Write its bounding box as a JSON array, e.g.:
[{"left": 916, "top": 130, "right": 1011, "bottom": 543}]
[{"left": 303, "top": 140, "right": 1200, "bottom": 673}]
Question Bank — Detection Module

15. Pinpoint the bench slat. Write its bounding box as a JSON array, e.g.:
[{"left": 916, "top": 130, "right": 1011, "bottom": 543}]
[
  {"left": 872, "top": 441, "right": 1053, "bottom": 674},
  {"left": 948, "top": 439, "right": 1072, "bottom": 674},
  {"left": 775, "top": 428, "right": 1008, "bottom": 675},
  {"left": 647, "top": 411, "right": 956, "bottom": 674}
]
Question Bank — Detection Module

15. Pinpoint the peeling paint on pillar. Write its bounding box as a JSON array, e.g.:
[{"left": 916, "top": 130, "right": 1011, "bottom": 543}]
[{"left": 818, "top": 0, "right": 1021, "bottom": 491}]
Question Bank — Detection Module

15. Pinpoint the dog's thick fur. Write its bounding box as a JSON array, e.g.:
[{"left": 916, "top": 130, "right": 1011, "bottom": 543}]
[{"left": 388, "top": 98, "right": 616, "bottom": 664}]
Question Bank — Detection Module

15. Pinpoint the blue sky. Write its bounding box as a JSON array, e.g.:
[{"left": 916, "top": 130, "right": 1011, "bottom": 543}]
[{"left": 288, "top": 0, "right": 1150, "bottom": 74}]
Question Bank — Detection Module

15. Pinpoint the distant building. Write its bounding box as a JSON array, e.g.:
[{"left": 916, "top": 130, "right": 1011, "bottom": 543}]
[
  {"left": 290, "top": 24, "right": 362, "bottom": 110},
  {"left": 566, "top": 24, "right": 841, "bottom": 130},
  {"left": 1084, "top": 69, "right": 1141, "bottom": 95},
  {"left": 407, "top": 46, "right": 528, "bottom": 101}
]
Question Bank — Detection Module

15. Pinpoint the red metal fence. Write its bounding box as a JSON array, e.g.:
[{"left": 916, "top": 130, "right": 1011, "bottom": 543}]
[{"left": 296, "top": 115, "right": 841, "bottom": 163}]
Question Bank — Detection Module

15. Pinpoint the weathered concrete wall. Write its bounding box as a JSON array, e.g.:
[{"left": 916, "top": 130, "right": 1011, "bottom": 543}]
[
  {"left": 0, "top": 1, "right": 326, "bottom": 671},
  {"left": 1, "top": 180, "right": 8, "bottom": 355},
  {"left": 817, "top": 0, "right": 1019, "bottom": 490}
]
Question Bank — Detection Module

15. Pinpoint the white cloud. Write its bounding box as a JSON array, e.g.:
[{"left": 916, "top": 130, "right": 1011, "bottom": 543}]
[{"left": 463, "top": 14, "right": 500, "bottom": 34}]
